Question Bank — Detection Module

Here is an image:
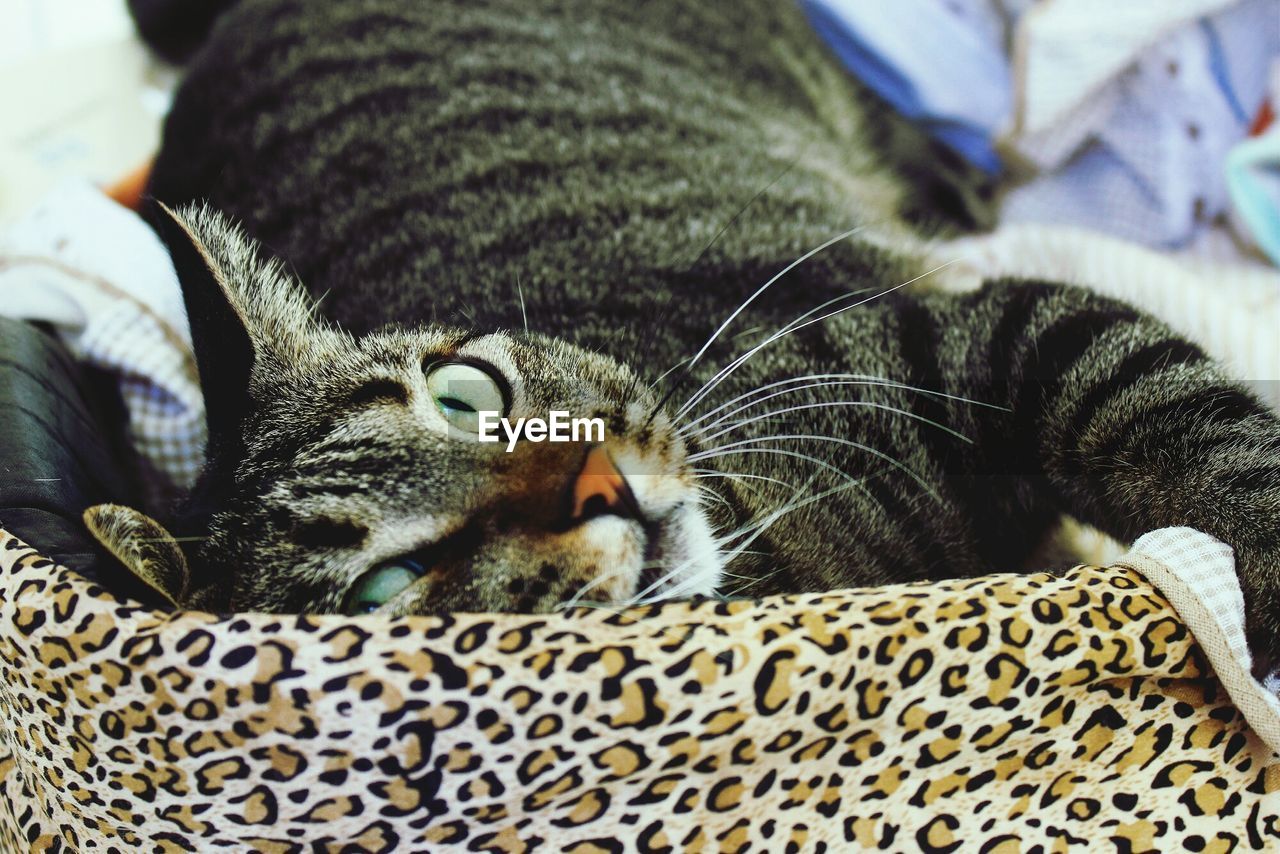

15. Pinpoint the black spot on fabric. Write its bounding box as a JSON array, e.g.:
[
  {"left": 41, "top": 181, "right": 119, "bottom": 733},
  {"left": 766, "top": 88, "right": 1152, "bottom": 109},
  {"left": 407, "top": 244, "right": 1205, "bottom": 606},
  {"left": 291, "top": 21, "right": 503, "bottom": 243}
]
[{"left": 219, "top": 646, "right": 256, "bottom": 668}]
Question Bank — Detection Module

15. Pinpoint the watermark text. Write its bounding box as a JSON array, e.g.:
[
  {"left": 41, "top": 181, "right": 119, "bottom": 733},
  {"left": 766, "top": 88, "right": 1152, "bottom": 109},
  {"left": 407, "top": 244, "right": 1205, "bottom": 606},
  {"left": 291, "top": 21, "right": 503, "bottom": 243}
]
[{"left": 478, "top": 410, "right": 605, "bottom": 452}]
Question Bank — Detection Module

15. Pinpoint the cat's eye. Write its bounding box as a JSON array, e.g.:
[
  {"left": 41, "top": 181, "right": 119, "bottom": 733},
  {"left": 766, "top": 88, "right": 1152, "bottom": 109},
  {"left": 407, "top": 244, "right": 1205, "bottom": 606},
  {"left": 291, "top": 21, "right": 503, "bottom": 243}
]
[
  {"left": 344, "top": 559, "right": 424, "bottom": 614},
  {"left": 426, "top": 362, "right": 507, "bottom": 432}
]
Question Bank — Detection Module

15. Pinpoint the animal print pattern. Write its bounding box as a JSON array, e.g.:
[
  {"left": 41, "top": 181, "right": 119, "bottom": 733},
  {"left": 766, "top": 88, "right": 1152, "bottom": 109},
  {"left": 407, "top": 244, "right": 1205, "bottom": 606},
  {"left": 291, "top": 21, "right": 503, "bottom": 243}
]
[{"left": 0, "top": 527, "right": 1276, "bottom": 851}]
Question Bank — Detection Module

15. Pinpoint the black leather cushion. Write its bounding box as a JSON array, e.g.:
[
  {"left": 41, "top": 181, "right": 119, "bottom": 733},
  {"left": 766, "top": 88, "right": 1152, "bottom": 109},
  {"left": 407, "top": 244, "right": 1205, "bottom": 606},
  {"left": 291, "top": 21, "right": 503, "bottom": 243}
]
[{"left": 0, "top": 317, "right": 158, "bottom": 603}]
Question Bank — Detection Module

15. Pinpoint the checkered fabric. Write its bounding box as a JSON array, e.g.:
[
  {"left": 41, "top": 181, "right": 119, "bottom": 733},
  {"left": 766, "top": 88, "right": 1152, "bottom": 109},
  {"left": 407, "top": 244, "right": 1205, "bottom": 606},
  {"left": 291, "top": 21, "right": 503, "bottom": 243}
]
[
  {"left": 0, "top": 180, "right": 206, "bottom": 507},
  {"left": 1125, "top": 527, "right": 1280, "bottom": 754}
]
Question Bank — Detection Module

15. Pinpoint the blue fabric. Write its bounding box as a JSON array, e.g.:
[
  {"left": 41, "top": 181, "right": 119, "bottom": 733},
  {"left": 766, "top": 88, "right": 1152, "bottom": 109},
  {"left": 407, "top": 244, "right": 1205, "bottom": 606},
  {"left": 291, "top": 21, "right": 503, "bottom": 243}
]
[
  {"left": 801, "top": 0, "right": 1280, "bottom": 254},
  {"left": 799, "top": 0, "right": 1009, "bottom": 174},
  {"left": 1202, "top": 18, "right": 1252, "bottom": 125}
]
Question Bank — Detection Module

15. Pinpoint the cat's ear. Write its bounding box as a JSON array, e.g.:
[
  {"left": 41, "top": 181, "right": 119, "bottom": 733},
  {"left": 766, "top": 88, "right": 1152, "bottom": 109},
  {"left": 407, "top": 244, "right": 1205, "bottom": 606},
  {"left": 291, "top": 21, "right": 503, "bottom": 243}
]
[
  {"left": 84, "top": 504, "right": 193, "bottom": 607},
  {"left": 151, "top": 201, "right": 322, "bottom": 447}
]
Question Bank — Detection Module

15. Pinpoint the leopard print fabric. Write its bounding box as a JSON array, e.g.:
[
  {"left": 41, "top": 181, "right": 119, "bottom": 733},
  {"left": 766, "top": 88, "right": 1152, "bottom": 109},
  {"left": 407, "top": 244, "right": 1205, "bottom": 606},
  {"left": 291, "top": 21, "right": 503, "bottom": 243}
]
[{"left": 0, "top": 527, "right": 1276, "bottom": 851}]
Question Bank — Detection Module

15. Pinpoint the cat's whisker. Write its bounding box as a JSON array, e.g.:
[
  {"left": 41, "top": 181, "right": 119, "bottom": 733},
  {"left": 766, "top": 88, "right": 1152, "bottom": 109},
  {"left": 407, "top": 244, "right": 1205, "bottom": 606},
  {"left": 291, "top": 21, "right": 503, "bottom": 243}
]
[
  {"left": 731, "top": 325, "right": 765, "bottom": 340},
  {"left": 696, "top": 400, "right": 972, "bottom": 446},
  {"left": 676, "top": 259, "right": 960, "bottom": 420},
  {"left": 628, "top": 475, "right": 831, "bottom": 608},
  {"left": 688, "top": 391, "right": 969, "bottom": 442},
  {"left": 556, "top": 566, "right": 633, "bottom": 611},
  {"left": 722, "top": 564, "right": 789, "bottom": 597},
  {"left": 694, "top": 485, "right": 735, "bottom": 512},
  {"left": 689, "top": 446, "right": 868, "bottom": 499},
  {"left": 679, "top": 372, "right": 1003, "bottom": 437},
  {"left": 647, "top": 356, "right": 694, "bottom": 391},
  {"left": 703, "top": 472, "right": 763, "bottom": 500},
  {"left": 680, "top": 373, "right": 887, "bottom": 434},
  {"left": 631, "top": 156, "right": 811, "bottom": 399},
  {"left": 685, "top": 224, "right": 873, "bottom": 370},
  {"left": 691, "top": 468, "right": 797, "bottom": 492},
  {"left": 131, "top": 536, "right": 211, "bottom": 543},
  {"left": 515, "top": 272, "right": 529, "bottom": 334},
  {"left": 646, "top": 223, "right": 876, "bottom": 422},
  {"left": 692, "top": 433, "right": 937, "bottom": 499},
  {"left": 630, "top": 477, "right": 861, "bottom": 606},
  {"left": 714, "top": 476, "right": 868, "bottom": 563},
  {"left": 672, "top": 290, "right": 883, "bottom": 423}
]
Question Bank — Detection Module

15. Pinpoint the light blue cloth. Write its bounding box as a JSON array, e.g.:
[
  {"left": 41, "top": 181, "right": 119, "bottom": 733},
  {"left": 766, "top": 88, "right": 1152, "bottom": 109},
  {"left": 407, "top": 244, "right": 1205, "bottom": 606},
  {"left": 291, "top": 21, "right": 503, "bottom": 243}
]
[
  {"left": 1002, "top": 0, "right": 1279, "bottom": 248},
  {"left": 1227, "top": 129, "right": 1280, "bottom": 265}
]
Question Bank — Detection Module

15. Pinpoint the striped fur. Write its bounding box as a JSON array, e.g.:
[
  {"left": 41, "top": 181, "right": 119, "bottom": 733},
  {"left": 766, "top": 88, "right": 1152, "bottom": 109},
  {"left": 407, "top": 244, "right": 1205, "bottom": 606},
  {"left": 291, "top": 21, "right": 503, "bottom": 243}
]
[{"left": 137, "top": 0, "right": 1280, "bottom": 672}]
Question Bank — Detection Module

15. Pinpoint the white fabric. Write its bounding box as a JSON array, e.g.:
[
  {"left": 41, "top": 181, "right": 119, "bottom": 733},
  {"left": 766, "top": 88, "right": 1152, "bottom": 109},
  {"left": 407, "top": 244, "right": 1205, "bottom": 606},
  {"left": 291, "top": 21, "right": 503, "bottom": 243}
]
[
  {"left": 1005, "top": 0, "right": 1280, "bottom": 248},
  {"left": 933, "top": 223, "right": 1280, "bottom": 411},
  {"left": 1010, "top": 0, "right": 1239, "bottom": 142},
  {"left": 1124, "top": 527, "right": 1280, "bottom": 755},
  {"left": 0, "top": 180, "right": 205, "bottom": 502}
]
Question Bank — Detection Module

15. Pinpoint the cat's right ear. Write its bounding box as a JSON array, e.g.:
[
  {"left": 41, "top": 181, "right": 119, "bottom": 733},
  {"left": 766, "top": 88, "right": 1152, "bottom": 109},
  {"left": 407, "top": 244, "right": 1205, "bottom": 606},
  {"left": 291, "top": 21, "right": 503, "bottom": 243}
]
[
  {"left": 84, "top": 504, "right": 224, "bottom": 610},
  {"left": 149, "top": 201, "right": 323, "bottom": 450},
  {"left": 84, "top": 504, "right": 192, "bottom": 607}
]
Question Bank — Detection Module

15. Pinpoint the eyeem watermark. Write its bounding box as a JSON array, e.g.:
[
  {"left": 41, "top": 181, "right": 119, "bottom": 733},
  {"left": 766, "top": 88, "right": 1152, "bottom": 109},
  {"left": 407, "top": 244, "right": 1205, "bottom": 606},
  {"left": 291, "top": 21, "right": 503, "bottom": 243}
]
[{"left": 478, "top": 410, "right": 605, "bottom": 452}]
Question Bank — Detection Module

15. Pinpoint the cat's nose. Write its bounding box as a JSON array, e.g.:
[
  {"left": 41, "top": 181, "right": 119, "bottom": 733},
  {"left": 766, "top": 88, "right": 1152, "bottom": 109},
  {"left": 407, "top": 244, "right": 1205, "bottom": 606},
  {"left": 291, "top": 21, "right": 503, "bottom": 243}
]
[{"left": 569, "top": 446, "right": 641, "bottom": 523}]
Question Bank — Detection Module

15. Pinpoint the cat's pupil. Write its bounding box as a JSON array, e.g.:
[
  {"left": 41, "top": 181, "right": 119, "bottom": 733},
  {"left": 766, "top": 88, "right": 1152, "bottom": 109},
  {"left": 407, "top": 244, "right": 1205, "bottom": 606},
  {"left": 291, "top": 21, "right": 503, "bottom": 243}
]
[{"left": 438, "top": 397, "right": 476, "bottom": 413}]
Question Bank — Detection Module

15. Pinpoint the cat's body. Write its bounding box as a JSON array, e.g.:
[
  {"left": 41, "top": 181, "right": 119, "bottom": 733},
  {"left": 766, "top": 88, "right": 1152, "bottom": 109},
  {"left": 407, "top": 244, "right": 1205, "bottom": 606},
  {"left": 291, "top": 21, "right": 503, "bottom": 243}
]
[{"left": 121, "top": 0, "right": 1280, "bottom": 671}]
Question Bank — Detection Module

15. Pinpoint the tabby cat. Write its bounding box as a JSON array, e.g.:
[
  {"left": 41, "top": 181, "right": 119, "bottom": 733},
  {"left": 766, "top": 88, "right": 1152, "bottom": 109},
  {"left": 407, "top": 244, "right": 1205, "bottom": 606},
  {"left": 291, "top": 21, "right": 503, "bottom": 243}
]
[{"left": 98, "top": 0, "right": 1280, "bottom": 676}]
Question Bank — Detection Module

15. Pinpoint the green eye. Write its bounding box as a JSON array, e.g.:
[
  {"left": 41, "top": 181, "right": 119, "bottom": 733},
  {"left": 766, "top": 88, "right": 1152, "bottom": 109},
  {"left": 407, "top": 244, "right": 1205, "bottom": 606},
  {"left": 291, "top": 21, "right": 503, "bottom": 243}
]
[
  {"left": 426, "top": 362, "right": 506, "bottom": 432},
  {"left": 344, "top": 559, "right": 424, "bottom": 615}
]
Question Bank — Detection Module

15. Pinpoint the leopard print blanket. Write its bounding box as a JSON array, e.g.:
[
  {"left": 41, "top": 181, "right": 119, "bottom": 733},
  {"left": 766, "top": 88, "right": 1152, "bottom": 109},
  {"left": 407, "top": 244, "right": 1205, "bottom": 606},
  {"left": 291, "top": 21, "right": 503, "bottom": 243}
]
[{"left": 0, "top": 528, "right": 1276, "bottom": 851}]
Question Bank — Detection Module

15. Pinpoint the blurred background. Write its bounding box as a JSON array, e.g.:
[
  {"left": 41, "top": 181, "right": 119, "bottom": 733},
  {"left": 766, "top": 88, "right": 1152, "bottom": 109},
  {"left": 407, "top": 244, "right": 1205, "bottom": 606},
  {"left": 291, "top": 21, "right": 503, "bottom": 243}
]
[{"left": 0, "top": 0, "right": 174, "bottom": 224}]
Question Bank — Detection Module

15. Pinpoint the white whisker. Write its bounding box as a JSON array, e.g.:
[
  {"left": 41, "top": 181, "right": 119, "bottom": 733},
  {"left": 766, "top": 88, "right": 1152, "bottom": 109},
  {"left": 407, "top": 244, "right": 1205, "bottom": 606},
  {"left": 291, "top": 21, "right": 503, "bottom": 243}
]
[
  {"left": 681, "top": 223, "right": 874, "bottom": 374},
  {"left": 690, "top": 433, "right": 937, "bottom": 499},
  {"left": 680, "top": 372, "right": 1003, "bottom": 436},
  {"left": 677, "top": 259, "right": 960, "bottom": 420},
  {"left": 696, "top": 399, "right": 972, "bottom": 445},
  {"left": 688, "top": 445, "right": 869, "bottom": 498},
  {"left": 556, "top": 567, "right": 627, "bottom": 610},
  {"left": 629, "top": 477, "right": 863, "bottom": 606},
  {"left": 692, "top": 468, "right": 798, "bottom": 492},
  {"left": 515, "top": 273, "right": 529, "bottom": 333},
  {"left": 648, "top": 356, "right": 694, "bottom": 391}
]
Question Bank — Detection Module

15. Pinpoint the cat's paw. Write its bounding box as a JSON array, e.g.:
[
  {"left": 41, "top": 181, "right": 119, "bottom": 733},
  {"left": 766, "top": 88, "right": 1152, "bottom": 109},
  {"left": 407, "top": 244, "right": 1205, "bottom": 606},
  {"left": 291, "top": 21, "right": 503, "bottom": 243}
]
[{"left": 1239, "top": 548, "right": 1280, "bottom": 683}]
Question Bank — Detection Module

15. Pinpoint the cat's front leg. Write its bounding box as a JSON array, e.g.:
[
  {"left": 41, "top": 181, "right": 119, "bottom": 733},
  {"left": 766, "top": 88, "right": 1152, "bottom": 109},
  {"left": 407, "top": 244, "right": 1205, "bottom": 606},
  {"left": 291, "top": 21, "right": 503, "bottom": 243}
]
[{"left": 946, "top": 281, "right": 1280, "bottom": 676}]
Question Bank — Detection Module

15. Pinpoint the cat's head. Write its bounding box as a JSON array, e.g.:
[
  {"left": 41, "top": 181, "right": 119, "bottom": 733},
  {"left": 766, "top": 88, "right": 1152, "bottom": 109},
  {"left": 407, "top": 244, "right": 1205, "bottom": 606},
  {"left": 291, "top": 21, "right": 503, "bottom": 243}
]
[{"left": 89, "top": 205, "right": 722, "bottom": 615}]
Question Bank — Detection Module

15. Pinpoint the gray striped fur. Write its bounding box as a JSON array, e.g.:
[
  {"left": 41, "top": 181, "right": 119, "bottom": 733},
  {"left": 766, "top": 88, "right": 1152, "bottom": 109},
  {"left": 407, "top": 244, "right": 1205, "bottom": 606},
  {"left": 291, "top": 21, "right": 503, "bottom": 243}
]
[{"left": 136, "top": 0, "right": 1280, "bottom": 674}]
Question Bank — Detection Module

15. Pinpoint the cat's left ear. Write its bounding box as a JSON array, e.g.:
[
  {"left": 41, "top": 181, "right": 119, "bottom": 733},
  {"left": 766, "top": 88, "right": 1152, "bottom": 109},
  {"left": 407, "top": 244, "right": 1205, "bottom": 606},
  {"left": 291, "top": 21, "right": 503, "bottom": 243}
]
[
  {"left": 153, "top": 201, "right": 325, "bottom": 360},
  {"left": 150, "top": 201, "right": 327, "bottom": 450}
]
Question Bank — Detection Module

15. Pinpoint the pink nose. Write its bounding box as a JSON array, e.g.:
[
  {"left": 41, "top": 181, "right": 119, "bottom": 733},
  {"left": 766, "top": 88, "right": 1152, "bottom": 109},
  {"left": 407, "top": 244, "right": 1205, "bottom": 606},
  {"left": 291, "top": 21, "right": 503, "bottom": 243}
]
[{"left": 570, "top": 447, "right": 639, "bottom": 522}]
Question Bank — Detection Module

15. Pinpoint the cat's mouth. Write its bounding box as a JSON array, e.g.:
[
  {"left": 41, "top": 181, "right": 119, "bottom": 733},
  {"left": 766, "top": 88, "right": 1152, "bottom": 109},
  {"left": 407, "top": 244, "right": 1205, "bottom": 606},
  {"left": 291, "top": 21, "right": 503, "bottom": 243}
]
[
  {"left": 635, "top": 516, "right": 672, "bottom": 593},
  {"left": 618, "top": 498, "right": 721, "bottom": 606}
]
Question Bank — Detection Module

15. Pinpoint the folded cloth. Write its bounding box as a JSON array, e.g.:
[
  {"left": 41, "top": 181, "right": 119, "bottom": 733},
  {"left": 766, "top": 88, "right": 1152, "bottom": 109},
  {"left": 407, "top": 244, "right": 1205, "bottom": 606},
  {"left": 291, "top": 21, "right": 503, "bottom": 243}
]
[
  {"left": 0, "top": 179, "right": 205, "bottom": 506},
  {"left": 1004, "top": 0, "right": 1280, "bottom": 249},
  {"left": 807, "top": 0, "right": 1280, "bottom": 254},
  {"left": 1124, "top": 527, "right": 1280, "bottom": 751},
  {"left": 799, "top": 0, "right": 1012, "bottom": 174}
]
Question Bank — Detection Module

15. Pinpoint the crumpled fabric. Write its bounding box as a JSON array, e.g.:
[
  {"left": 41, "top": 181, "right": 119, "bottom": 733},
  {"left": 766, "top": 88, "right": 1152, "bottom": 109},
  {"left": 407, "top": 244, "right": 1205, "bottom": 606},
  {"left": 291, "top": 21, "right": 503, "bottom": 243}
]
[
  {"left": 804, "top": 0, "right": 1280, "bottom": 253},
  {"left": 0, "top": 180, "right": 205, "bottom": 506}
]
